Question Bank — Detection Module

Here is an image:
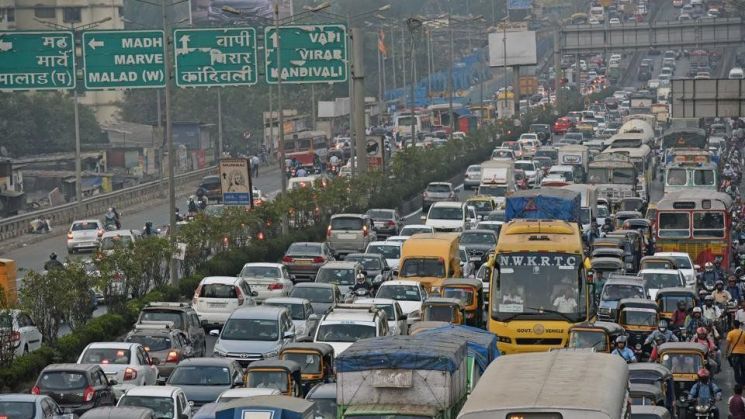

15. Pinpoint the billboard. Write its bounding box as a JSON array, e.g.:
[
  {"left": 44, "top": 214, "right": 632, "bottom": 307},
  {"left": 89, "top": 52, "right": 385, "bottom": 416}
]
[
  {"left": 488, "top": 30, "right": 537, "bottom": 67},
  {"left": 219, "top": 158, "right": 253, "bottom": 206},
  {"left": 671, "top": 79, "right": 745, "bottom": 118}
]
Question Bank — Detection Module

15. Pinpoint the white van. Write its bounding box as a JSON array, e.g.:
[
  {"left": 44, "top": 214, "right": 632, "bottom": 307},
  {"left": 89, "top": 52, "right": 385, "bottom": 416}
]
[
  {"left": 729, "top": 67, "right": 744, "bottom": 79},
  {"left": 589, "top": 6, "right": 605, "bottom": 22}
]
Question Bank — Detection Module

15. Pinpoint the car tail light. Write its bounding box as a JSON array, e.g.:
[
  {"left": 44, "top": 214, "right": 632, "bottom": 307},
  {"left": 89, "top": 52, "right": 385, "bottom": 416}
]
[
  {"left": 326, "top": 225, "right": 332, "bottom": 237},
  {"left": 387, "top": 220, "right": 396, "bottom": 227},
  {"left": 282, "top": 255, "right": 293, "bottom": 263},
  {"left": 268, "top": 282, "right": 284, "bottom": 290},
  {"left": 31, "top": 386, "right": 40, "bottom": 395},
  {"left": 166, "top": 351, "right": 180, "bottom": 363},
  {"left": 235, "top": 286, "right": 244, "bottom": 305},
  {"left": 123, "top": 367, "right": 138, "bottom": 381},
  {"left": 67, "top": 232, "right": 73, "bottom": 240},
  {"left": 97, "top": 229, "right": 103, "bottom": 237},
  {"left": 257, "top": 231, "right": 265, "bottom": 240},
  {"left": 10, "top": 331, "right": 20, "bottom": 342},
  {"left": 312, "top": 256, "right": 325, "bottom": 264},
  {"left": 193, "top": 284, "right": 203, "bottom": 305},
  {"left": 83, "top": 386, "right": 96, "bottom": 402},
  {"left": 363, "top": 225, "right": 368, "bottom": 237}
]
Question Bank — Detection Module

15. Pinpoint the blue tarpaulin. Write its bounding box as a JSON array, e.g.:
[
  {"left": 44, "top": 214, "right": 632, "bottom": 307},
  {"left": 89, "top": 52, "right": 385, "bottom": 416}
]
[
  {"left": 508, "top": 0, "right": 533, "bottom": 9},
  {"left": 505, "top": 189, "right": 581, "bottom": 223},
  {"left": 215, "top": 397, "right": 314, "bottom": 419},
  {"left": 415, "top": 325, "right": 499, "bottom": 373},
  {"left": 336, "top": 335, "right": 467, "bottom": 373}
]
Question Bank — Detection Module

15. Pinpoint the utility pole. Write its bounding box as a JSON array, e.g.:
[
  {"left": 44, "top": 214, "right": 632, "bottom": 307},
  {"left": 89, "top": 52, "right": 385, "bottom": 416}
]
[
  {"left": 409, "top": 30, "right": 416, "bottom": 144},
  {"left": 352, "top": 27, "right": 367, "bottom": 173},
  {"left": 390, "top": 28, "right": 397, "bottom": 91},
  {"left": 377, "top": 46, "right": 383, "bottom": 125},
  {"left": 162, "top": 0, "right": 177, "bottom": 283},
  {"left": 275, "top": 0, "right": 288, "bottom": 233},
  {"left": 448, "top": 13, "right": 455, "bottom": 139},
  {"left": 73, "top": 89, "right": 82, "bottom": 204},
  {"left": 217, "top": 88, "right": 223, "bottom": 158},
  {"left": 347, "top": 14, "right": 356, "bottom": 175}
]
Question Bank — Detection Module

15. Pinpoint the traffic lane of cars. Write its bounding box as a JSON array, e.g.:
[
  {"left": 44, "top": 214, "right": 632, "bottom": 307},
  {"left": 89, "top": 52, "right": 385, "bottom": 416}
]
[{"left": 4, "top": 170, "right": 284, "bottom": 283}]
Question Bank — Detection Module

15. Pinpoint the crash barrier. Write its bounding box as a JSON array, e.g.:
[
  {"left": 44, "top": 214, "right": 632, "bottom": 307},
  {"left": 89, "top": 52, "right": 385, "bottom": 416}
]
[{"left": 0, "top": 167, "right": 216, "bottom": 242}]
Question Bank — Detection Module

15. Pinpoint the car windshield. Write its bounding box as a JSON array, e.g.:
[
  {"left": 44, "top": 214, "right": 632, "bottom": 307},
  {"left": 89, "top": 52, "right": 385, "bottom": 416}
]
[
  {"left": 426, "top": 184, "right": 451, "bottom": 193},
  {"left": 366, "top": 210, "right": 393, "bottom": 219},
  {"left": 169, "top": 366, "right": 231, "bottom": 386},
  {"left": 643, "top": 273, "right": 682, "bottom": 289},
  {"left": 331, "top": 217, "right": 363, "bottom": 230},
  {"left": 377, "top": 285, "right": 422, "bottom": 302},
  {"left": 568, "top": 330, "right": 607, "bottom": 352},
  {"left": 38, "top": 371, "right": 88, "bottom": 390},
  {"left": 443, "top": 288, "right": 474, "bottom": 305},
  {"left": 316, "top": 323, "right": 376, "bottom": 342},
  {"left": 370, "top": 304, "right": 395, "bottom": 321},
  {"left": 601, "top": 284, "right": 646, "bottom": 301},
  {"left": 247, "top": 371, "right": 288, "bottom": 392},
  {"left": 346, "top": 256, "right": 382, "bottom": 270},
  {"left": 100, "top": 236, "right": 133, "bottom": 250},
  {"left": 460, "top": 232, "right": 496, "bottom": 246},
  {"left": 80, "top": 347, "right": 131, "bottom": 364},
  {"left": 400, "top": 226, "right": 432, "bottom": 235},
  {"left": 428, "top": 207, "right": 462, "bottom": 220},
  {"left": 118, "top": 396, "right": 175, "bottom": 419},
  {"left": 468, "top": 201, "right": 493, "bottom": 212},
  {"left": 662, "top": 354, "right": 702, "bottom": 374},
  {"left": 72, "top": 222, "right": 99, "bottom": 231},
  {"left": 366, "top": 244, "right": 400, "bottom": 260},
  {"left": 479, "top": 185, "right": 507, "bottom": 196},
  {"left": 597, "top": 206, "right": 610, "bottom": 217},
  {"left": 139, "top": 311, "right": 183, "bottom": 329},
  {"left": 514, "top": 162, "right": 534, "bottom": 171},
  {"left": 200, "top": 284, "right": 238, "bottom": 298},
  {"left": 400, "top": 258, "right": 445, "bottom": 278},
  {"left": 287, "top": 243, "right": 322, "bottom": 256},
  {"left": 282, "top": 353, "right": 322, "bottom": 374},
  {"left": 221, "top": 319, "right": 279, "bottom": 341},
  {"left": 264, "top": 302, "right": 306, "bottom": 320},
  {"left": 126, "top": 335, "right": 171, "bottom": 352},
  {"left": 240, "top": 266, "right": 280, "bottom": 278},
  {"left": 316, "top": 268, "right": 355, "bottom": 286},
  {"left": 486, "top": 211, "right": 506, "bottom": 222},
  {"left": 620, "top": 310, "right": 657, "bottom": 326},
  {"left": 0, "top": 402, "right": 35, "bottom": 419},
  {"left": 291, "top": 287, "right": 334, "bottom": 303}
]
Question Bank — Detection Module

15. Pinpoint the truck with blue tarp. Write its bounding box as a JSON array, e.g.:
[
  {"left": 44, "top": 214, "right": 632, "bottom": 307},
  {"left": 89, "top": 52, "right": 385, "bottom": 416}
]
[
  {"left": 505, "top": 188, "right": 581, "bottom": 224},
  {"left": 414, "top": 324, "right": 499, "bottom": 394},
  {"left": 336, "top": 335, "right": 468, "bottom": 419},
  {"left": 215, "top": 396, "right": 314, "bottom": 419}
]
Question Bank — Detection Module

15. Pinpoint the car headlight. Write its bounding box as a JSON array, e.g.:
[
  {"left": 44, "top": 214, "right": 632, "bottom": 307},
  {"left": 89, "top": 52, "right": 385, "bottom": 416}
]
[
  {"left": 213, "top": 344, "right": 227, "bottom": 357},
  {"left": 696, "top": 405, "right": 708, "bottom": 413},
  {"left": 263, "top": 350, "right": 279, "bottom": 359}
]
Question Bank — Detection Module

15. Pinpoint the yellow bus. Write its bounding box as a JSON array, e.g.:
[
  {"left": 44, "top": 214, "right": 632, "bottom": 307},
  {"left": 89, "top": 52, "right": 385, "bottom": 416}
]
[{"left": 485, "top": 220, "right": 592, "bottom": 354}]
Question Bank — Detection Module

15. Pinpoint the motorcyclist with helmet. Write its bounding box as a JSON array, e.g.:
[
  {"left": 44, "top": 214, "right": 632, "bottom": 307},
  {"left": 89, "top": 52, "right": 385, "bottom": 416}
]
[
  {"left": 350, "top": 272, "right": 372, "bottom": 295},
  {"left": 601, "top": 217, "right": 614, "bottom": 234},
  {"left": 713, "top": 280, "right": 733, "bottom": 305},
  {"left": 648, "top": 334, "right": 668, "bottom": 362},
  {"left": 714, "top": 258, "right": 727, "bottom": 282},
  {"left": 686, "top": 307, "right": 714, "bottom": 338},
  {"left": 143, "top": 221, "right": 155, "bottom": 237},
  {"left": 727, "top": 275, "right": 743, "bottom": 304},
  {"left": 688, "top": 368, "right": 722, "bottom": 419},
  {"left": 645, "top": 319, "right": 679, "bottom": 346},
  {"left": 611, "top": 335, "right": 637, "bottom": 363},
  {"left": 692, "top": 325, "right": 721, "bottom": 373},
  {"left": 43, "top": 252, "right": 64, "bottom": 271},
  {"left": 699, "top": 262, "right": 722, "bottom": 290},
  {"left": 104, "top": 207, "right": 118, "bottom": 230},
  {"left": 187, "top": 196, "right": 199, "bottom": 214},
  {"left": 702, "top": 295, "right": 723, "bottom": 340}
]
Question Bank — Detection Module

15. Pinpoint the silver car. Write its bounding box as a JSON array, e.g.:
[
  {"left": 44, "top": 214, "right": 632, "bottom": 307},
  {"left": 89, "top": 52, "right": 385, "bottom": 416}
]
[
  {"left": 0, "top": 394, "right": 65, "bottom": 419},
  {"left": 67, "top": 219, "right": 104, "bottom": 254},
  {"left": 464, "top": 165, "right": 482, "bottom": 190},
  {"left": 422, "top": 182, "right": 456, "bottom": 212},
  {"left": 326, "top": 214, "right": 377, "bottom": 256},
  {"left": 238, "top": 263, "right": 294, "bottom": 302},
  {"left": 263, "top": 297, "right": 319, "bottom": 338},
  {"left": 211, "top": 306, "right": 296, "bottom": 367}
]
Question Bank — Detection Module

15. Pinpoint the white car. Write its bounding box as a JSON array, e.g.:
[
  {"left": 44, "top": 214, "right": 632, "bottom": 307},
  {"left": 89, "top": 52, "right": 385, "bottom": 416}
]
[
  {"left": 66, "top": 219, "right": 104, "bottom": 254},
  {"left": 263, "top": 297, "right": 318, "bottom": 338},
  {"left": 313, "top": 304, "right": 389, "bottom": 354},
  {"left": 118, "top": 386, "right": 192, "bottom": 419},
  {"left": 425, "top": 202, "right": 474, "bottom": 233},
  {"left": 238, "top": 263, "right": 294, "bottom": 302},
  {"left": 217, "top": 388, "right": 279, "bottom": 402},
  {"left": 514, "top": 160, "right": 542, "bottom": 187},
  {"left": 375, "top": 280, "right": 427, "bottom": 323},
  {"left": 399, "top": 224, "right": 434, "bottom": 237},
  {"left": 0, "top": 309, "right": 42, "bottom": 356},
  {"left": 384, "top": 235, "right": 409, "bottom": 244},
  {"left": 192, "top": 276, "right": 258, "bottom": 330},
  {"left": 639, "top": 269, "right": 687, "bottom": 300},
  {"left": 654, "top": 252, "right": 697, "bottom": 288},
  {"left": 365, "top": 241, "right": 403, "bottom": 270},
  {"left": 99, "top": 230, "right": 138, "bottom": 256},
  {"left": 609, "top": 17, "right": 621, "bottom": 24},
  {"left": 354, "top": 298, "right": 408, "bottom": 336},
  {"left": 77, "top": 342, "right": 159, "bottom": 398},
  {"left": 517, "top": 139, "right": 541, "bottom": 158}
]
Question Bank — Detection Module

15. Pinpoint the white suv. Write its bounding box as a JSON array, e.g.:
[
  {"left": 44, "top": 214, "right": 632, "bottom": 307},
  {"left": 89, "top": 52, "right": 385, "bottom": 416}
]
[
  {"left": 425, "top": 202, "right": 476, "bottom": 232},
  {"left": 313, "top": 304, "right": 389, "bottom": 355},
  {"left": 193, "top": 276, "right": 257, "bottom": 331}
]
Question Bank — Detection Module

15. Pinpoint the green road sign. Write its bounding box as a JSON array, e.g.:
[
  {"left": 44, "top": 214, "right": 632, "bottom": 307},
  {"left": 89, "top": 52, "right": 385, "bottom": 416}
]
[
  {"left": 264, "top": 24, "right": 347, "bottom": 84},
  {"left": 174, "top": 28, "right": 258, "bottom": 88},
  {"left": 0, "top": 31, "right": 75, "bottom": 91},
  {"left": 82, "top": 30, "right": 166, "bottom": 89}
]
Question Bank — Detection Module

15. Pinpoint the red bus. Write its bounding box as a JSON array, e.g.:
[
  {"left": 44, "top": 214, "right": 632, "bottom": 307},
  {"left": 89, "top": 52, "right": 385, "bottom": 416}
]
[{"left": 284, "top": 131, "right": 329, "bottom": 168}]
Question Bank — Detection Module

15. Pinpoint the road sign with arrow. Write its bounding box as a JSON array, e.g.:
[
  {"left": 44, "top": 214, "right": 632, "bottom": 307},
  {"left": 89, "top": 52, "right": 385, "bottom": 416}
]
[
  {"left": 173, "top": 28, "right": 258, "bottom": 88},
  {"left": 82, "top": 30, "right": 166, "bottom": 89},
  {"left": 264, "top": 24, "right": 347, "bottom": 84},
  {"left": 0, "top": 31, "right": 75, "bottom": 91}
]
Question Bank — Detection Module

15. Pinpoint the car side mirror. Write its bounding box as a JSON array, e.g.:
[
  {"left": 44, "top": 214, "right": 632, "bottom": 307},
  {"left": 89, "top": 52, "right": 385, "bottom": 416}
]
[
  {"left": 150, "top": 357, "right": 161, "bottom": 365},
  {"left": 399, "top": 313, "right": 408, "bottom": 320},
  {"left": 209, "top": 329, "right": 220, "bottom": 337},
  {"left": 383, "top": 266, "right": 391, "bottom": 271},
  {"left": 251, "top": 291, "right": 259, "bottom": 297},
  {"left": 392, "top": 269, "right": 399, "bottom": 277},
  {"left": 284, "top": 331, "right": 295, "bottom": 339},
  {"left": 157, "top": 376, "right": 167, "bottom": 385},
  {"left": 308, "top": 313, "right": 320, "bottom": 322},
  {"left": 694, "top": 264, "right": 701, "bottom": 271},
  {"left": 420, "top": 215, "right": 427, "bottom": 221},
  {"left": 201, "top": 319, "right": 208, "bottom": 327},
  {"left": 233, "top": 376, "right": 244, "bottom": 388},
  {"left": 290, "top": 275, "right": 296, "bottom": 281},
  {"left": 108, "top": 379, "right": 118, "bottom": 386}
]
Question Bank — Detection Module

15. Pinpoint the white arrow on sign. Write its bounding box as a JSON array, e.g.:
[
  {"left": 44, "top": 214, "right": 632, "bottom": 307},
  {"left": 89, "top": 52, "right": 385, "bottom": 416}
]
[
  {"left": 88, "top": 38, "right": 104, "bottom": 50},
  {"left": 0, "top": 40, "right": 12, "bottom": 52},
  {"left": 175, "top": 34, "right": 191, "bottom": 56}
]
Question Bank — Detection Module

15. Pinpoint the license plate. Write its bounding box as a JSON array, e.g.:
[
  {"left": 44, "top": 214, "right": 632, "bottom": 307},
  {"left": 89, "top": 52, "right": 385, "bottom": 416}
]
[
  {"left": 209, "top": 303, "right": 226, "bottom": 307},
  {"left": 338, "top": 234, "right": 357, "bottom": 240},
  {"left": 296, "top": 260, "right": 312, "bottom": 265}
]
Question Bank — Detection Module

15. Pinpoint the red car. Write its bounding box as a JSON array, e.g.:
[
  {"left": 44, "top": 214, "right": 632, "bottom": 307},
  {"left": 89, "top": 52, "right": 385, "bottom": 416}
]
[{"left": 552, "top": 117, "right": 574, "bottom": 134}]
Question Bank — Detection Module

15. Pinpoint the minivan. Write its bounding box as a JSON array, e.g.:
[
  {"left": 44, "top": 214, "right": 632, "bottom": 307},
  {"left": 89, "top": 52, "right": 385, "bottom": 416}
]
[
  {"left": 326, "top": 214, "right": 377, "bottom": 256},
  {"left": 729, "top": 67, "right": 744, "bottom": 79},
  {"left": 193, "top": 276, "right": 258, "bottom": 331},
  {"left": 211, "top": 306, "right": 296, "bottom": 366}
]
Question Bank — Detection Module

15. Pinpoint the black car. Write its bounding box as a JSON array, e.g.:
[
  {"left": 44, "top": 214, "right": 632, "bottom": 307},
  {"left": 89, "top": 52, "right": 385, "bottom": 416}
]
[
  {"left": 137, "top": 302, "right": 207, "bottom": 357},
  {"left": 365, "top": 209, "right": 403, "bottom": 238},
  {"left": 343, "top": 253, "right": 393, "bottom": 289},
  {"left": 459, "top": 229, "right": 498, "bottom": 261},
  {"left": 196, "top": 175, "right": 222, "bottom": 203},
  {"left": 166, "top": 358, "right": 244, "bottom": 408},
  {"left": 33, "top": 364, "right": 116, "bottom": 415}
]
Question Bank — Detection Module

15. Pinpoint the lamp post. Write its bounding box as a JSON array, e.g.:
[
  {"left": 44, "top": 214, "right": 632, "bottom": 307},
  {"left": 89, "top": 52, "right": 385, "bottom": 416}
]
[{"left": 406, "top": 17, "right": 422, "bottom": 147}]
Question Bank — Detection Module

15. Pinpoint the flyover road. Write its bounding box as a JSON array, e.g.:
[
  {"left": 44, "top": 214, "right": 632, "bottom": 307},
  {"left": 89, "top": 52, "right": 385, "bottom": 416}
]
[{"left": 1, "top": 165, "right": 285, "bottom": 281}]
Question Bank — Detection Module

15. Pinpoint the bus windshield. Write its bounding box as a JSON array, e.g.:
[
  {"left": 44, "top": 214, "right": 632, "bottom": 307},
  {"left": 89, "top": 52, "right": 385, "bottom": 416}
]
[
  {"left": 612, "top": 168, "right": 636, "bottom": 184},
  {"left": 492, "top": 252, "right": 585, "bottom": 322},
  {"left": 693, "top": 169, "right": 716, "bottom": 186}
]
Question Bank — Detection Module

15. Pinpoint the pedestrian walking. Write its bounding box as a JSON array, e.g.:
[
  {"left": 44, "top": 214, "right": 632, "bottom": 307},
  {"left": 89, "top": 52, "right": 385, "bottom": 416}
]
[
  {"left": 726, "top": 320, "right": 745, "bottom": 385},
  {"left": 730, "top": 384, "right": 745, "bottom": 419},
  {"left": 251, "top": 155, "right": 260, "bottom": 178}
]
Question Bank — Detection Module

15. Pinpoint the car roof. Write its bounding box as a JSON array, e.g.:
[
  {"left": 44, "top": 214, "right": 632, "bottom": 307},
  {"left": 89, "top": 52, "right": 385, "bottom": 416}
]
[
  {"left": 305, "top": 383, "right": 336, "bottom": 399},
  {"left": 72, "top": 219, "right": 102, "bottom": 225},
  {"left": 84, "top": 342, "right": 140, "bottom": 350},
  {"left": 294, "top": 282, "right": 336, "bottom": 289},
  {"left": 322, "top": 308, "right": 379, "bottom": 322},
  {"left": 365, "top": 242, "right": 400, "bottom": 247},
  {"left": 43, "top": 363, "right": 99, "bottom": 372},
  {"left": 101, "top": 230, "right": 135, "bottom": 238},
  {"left": 354, "top": 298, "right": 397, "bottom": 306},
  {"left": 320, "top": 261, "right": 360, "bottom": 269},
  {"left": 263, "top": 297, "right": 310, "bottom": 305},
  {"left": 462, "top": 229, "right": 496, "bottom": 235},
  {"left": 654, "top": 252, "right": 691, "bottom": 259},
  {"left": 380, "top": 280, "right": 421, "bottom": 287},
  {"left": 331, "top": 213, "right": 366, "bottom": 219},
  {"left": 431, "top": 201, "right": 463, "bottom": 208},
  {"left": 640, "top": 269, "right": 681, "bottom": 275},
  {"left": 176, "top": 357, "right": 237, "bottom": 367},
  {"left": 0, "top": 394, "right": 48, "bottom": 402},
  {"left": 123, "top": 386, "right": 181, "bottom": 398},
  {"left": 229, "top": 306, "right": 287, "bottom": 320},
  {"left": 200, "top": 276, "right": 241, "bottom": 285},
  {"left": 241, "top": 263, "right": 283, "bottom": 269}
]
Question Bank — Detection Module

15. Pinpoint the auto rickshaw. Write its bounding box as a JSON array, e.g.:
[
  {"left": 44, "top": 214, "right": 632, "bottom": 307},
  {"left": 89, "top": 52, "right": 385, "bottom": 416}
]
[
  {"left": 591, "top": 237, "right": 624, "bottom": 254},
  {"left": 465, "top": 196, "right": 498, "bottom": 220},
  {"left": 655, "top": 287, "right": 698, "bottom": 326},
  {"left": 621, "top": 197, "right": 646, "bottom": 214},
  {"left": 628, "top": 363, "right": 676, "bottom": 415},
  {"left": 630, "top": 405, "right": 671, "bottom": 419},
  {"left": 590, "top": 258, "right": 626, "bottom": 300},
  {"left": 614, "top": 210, "right": 644, "bottom": 229},
  {"left": 656, "top": 342, "right": 709, "bottom": 394},
  {"left": 617, "top": 298, "right": 659, "bottom": 362},
  {"left": 591, "top": 247, "right": 625, "bottom": 261},
  {"left": 630, "top": 383, "right": 665, "bottom": 407},
  {"left": 646, "top": 203, "right": 657, "bottom": 230},
  {"left": 408, "top": 321, "right": 450, "bottom": 335},
  {"left": 0, "top": 259, "right": 17, "bottom": 307},
  {"left": 567, "top": 321, "right": 626, "bottom": 353},
  {"left": 606, "top": 230, "right": 644, "bottom": 273},
  {"left": 278, "top": 343, "right": 334, "bottom": 392},
  {"left": 440, "top": 278, "right": 484, "bottom": 327},
  {"left": 641, "top": 256, "right": 679, "bottom": 272},
  {"left": 623, "top": 218, "right": 653, "bottom": 245},
  {"left": 244, "top": 360, "right": 304, "bottom": 397},
  {"left": 421, "top": 297, "right": 465, "bottom": 324}
]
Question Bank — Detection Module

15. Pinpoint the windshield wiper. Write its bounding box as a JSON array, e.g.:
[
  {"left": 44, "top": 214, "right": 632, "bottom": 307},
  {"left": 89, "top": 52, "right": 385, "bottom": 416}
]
[{"left": 524, "top": 306, "right": 576, "bottom": 323}]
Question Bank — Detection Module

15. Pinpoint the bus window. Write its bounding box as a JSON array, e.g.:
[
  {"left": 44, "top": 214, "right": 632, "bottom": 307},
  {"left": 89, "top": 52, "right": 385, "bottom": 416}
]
[
  {"left": 666, "top": 169, "right": 687, "bottom": 186},
  {"left": 297, "top": 139, "right": 311, "bottom": 151},
  {"left": 313, "top": 136, "right": 327, "bottom": 149},
  {"left": 693, "top": 169, "right": 715, "bottom": 186},
  {"left": 693, "top": 213, "right": 724, "bottom": 238},
  {"left": 285, "top": 141, "right": 297, "bottom": 152},
  {"left": 612, "top": 168, "right": 635, "bottom": 184},
  {"left": 658, "top": 213, "right": 690, "bottom": 238}
]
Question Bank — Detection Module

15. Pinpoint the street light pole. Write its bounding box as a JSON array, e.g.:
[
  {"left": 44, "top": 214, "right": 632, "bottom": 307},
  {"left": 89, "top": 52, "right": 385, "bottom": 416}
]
[
  {"left": 73, "top": 89, "right": 82, "bottom": 204},
  {"left": 162, "top": 0, "right": 177, "bottom": 283},
  {"left": 351, "top": 26, "right": 367, "bottom": 173},
  {"left": 275, "top": 0, "right": 288, "bottom": 234},
  {"left": 217, "top": 88, "right": 223, "bottom": 158},
  {"left": 448, "top": 13, "right": 454, "bottom": 139}
]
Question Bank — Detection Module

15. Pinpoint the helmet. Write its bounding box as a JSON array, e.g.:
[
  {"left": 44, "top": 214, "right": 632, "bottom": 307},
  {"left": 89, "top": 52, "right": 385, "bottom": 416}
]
[
  {"left": 356, "top": 272, "right": 366, "bottom": 283},
  {"left": 716, "top": 280, "right": 724, "bottom": 286},
  {"left": 696, "top": 326, "right": 708, "bottom": 338},
  {"left": 705, "top": 262, "right": 713, "bottom": 270},
  {"left": 693, "top": 307, "right": 702, "bottom": 314},
  {"left": 145, "top": 221, "right": 153, "bottom": 228},
  {"left": 108, "top": 207, "right": 113, "bottom": 212},
  {"left": 658, "top": 319, "right": 668, "bottom": 331},
  {"left": 704, "top": 295, "right": 714, "bottom": 303},
  {"left": 697, "top": 368, "right": 710, "bottom": 379},
  {"left": 677, "top": 300, "right": 687, "bottom": 309},
  {"left": 616, "top": 335, "right": 628, "bottom": 344},
  {"left": 49, "top": 252, "right": 57, "bottom": 260}
]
